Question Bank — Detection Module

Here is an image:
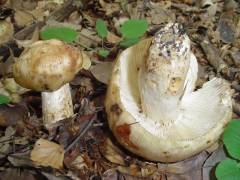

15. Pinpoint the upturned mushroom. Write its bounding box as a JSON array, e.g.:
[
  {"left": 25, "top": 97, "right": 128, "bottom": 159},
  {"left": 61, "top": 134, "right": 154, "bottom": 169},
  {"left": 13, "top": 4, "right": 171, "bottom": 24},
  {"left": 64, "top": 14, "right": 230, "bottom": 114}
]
[
  {"left": 13, "top": 39, "right": 88, "bottom": 128},
  {"left": 105, "top": 23, "right": 232, "bottom": 162}
]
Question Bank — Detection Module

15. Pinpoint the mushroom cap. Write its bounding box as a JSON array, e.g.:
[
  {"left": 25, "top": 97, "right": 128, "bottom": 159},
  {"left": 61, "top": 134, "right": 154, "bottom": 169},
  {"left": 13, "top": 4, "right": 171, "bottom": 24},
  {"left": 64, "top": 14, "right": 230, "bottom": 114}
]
[
  {"left": 13, "top": 39, "right": 84, "bottom": 91},
  {"left": 105, "top": 23, "right": 232, "bottom": 162}
]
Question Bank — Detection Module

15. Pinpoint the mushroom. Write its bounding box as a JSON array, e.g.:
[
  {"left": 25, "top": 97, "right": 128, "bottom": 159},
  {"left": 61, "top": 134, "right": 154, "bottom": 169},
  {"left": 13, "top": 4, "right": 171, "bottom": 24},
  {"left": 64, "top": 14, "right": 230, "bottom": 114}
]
[
  {"left": 13, "top": 39, "right": 87, "bottom": 128},
  {"left": 0, "top": 18, "right": 14, "bottom": 44},
  {"left": 105, "top": 23, "right": 232, "bottom": 162}
]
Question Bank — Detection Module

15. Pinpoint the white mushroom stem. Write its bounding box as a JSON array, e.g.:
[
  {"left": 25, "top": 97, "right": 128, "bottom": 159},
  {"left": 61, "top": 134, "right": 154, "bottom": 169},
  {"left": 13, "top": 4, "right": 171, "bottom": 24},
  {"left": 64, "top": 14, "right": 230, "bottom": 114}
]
[{"left": 42, "top": 83, "right": 73, "bottom": 128}]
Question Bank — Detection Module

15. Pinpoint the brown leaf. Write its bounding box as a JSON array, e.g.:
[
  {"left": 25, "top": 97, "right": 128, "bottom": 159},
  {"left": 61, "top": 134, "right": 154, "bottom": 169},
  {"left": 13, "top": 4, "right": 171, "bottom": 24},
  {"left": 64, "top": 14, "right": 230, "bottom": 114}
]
[
  {"left": 100, "top": 138, "right": 125, "bottom": 166},
  {"left": 0, "top": 18, "right": 14, "bottom": 44},
  {"left": 14, "top": 26, "right": 39, "bottom": 48},
  {"left": 0, "top": 126, "right": 16, "bottom": 158},
  {"left": 14, "top": 10, "right": 34, "bottom": 28},
  {"left": 99, "top": 0, "right": 121, "bottom": 16},
  {"left": 8, "top": 151, "right": 33, "bottom": 167},
  {"left": 107, "top": 31, "right": 121, "bottom": 44},
  {"left": 30, "top": 138, "right": 64, "bottom": 169},
  {"left": 90, "top": 62, "right": 113, "bottom": 84},
  {"left": 0, "top": 168, "right": 36, "bottom": 180},
  {"left": 0, "top": 104, "right": 28, "bottom": 127}
]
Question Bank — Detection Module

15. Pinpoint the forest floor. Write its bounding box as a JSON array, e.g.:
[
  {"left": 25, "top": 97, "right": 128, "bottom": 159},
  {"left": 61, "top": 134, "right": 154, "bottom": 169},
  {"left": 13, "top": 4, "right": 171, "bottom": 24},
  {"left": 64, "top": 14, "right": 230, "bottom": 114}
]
[{"left": 0, "top": 0, "right": 239, "bottom": 179}]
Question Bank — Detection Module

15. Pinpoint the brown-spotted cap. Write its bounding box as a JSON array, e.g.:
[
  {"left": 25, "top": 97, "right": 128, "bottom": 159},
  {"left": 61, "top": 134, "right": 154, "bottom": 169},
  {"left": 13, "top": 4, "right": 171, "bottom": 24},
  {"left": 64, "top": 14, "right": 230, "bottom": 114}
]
[{"left": 13, "top": 39, "right": 83, "bottom": 91}]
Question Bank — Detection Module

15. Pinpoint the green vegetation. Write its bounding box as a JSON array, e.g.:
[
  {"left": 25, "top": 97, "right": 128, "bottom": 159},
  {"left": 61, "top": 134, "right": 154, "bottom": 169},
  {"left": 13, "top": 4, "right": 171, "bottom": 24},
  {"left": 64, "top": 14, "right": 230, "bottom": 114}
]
[
  {"left": 0, "top": 94, "right": 11, "bottom": 104},
  {"left": 95, "top": 19, "right": 148, "bottom": 57},
  {"left": 216, "top": 120, "right": 240, "bottom": 180},
  {"left": 40, "top": 27, "right": 78, "bottom": 43}
]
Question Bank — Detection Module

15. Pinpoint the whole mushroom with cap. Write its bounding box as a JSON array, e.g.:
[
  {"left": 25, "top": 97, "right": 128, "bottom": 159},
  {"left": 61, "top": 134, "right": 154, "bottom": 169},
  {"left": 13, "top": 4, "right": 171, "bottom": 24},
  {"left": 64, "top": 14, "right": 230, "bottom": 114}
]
[
  {"left": 13, "top": 39, "right": 88, "bottom": 128},
  {"left": 105, "top": 23, "right": 232, "bottom": 162}
]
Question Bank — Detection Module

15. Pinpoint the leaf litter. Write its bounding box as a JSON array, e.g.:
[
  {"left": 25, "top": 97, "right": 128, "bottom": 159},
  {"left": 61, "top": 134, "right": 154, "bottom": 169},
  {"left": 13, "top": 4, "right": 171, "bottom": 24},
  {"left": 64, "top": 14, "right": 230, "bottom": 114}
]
[{"left": 0, "top": 0, "right": 239, "bottom": 179}]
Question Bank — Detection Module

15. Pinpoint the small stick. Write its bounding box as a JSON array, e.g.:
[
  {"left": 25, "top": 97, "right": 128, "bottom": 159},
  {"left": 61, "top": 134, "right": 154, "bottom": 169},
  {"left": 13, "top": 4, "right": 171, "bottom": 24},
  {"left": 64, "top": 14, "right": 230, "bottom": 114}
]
[
  {"left": 64, "top": 114, "right": 96, "bottom": 153},
  {"left": 199, "top": 38, "right": 228, "bottom": 73}
]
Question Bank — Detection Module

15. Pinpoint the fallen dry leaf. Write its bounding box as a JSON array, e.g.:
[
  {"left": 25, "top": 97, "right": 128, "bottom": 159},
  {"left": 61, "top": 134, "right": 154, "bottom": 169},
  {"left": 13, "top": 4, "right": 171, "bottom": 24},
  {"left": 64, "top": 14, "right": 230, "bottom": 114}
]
[
  {"left": 14, "top": 10, "right": 35, "bottom": 28},
  {"left": 90, "top": 62, "right": 113, "bottom": 84},
  {"left": 99, "top": 0, "right": 121, "bottom": 16},
  {"left": 100, "top": 138, "right": 125, "bottom": 166},
  {"left": 8, "top": 151, "right": 32, "bottom": 167},
  {"left": 30, "top": 138, "right": 64, "bottom": 169},
  {"left": 14, "top": 26, "right": 39, "bottom": 48},
  {"left": 0, "top": 168, "right": 36, "bottom": 180},
  {"left": 203, "top": 146, "right": 227, "bottom": 180},
  {"left": 0, "top": 18, "right": 14, "bottom": 44},
  {"left": 82, "top": 52, "right": 91, "bottom": 70},
  {"left": 0, "top": 126, "right": 16, "bottom": 158},
  {"left": 107, "top": 31, "right": 121, "bottom": 44}
]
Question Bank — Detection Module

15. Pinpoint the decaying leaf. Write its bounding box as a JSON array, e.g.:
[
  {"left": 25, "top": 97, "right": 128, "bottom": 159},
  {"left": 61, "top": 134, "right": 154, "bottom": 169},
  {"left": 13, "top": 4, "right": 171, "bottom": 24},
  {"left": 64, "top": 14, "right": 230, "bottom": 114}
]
[
  {"left": 217, "top": 12, "right": 236, "bottom": 43},
  {"left": 106, "top": 31, "right": 121, "bottom": 44},
  {"left": 15, "top": 28, "right": 39, "bottom": 48},
  {"left": 78, "top": 28, "right": 101, "bottom": 47},
  {"left": 82, "top": 52, "right": 91, "bottom": 70},
  {"left": 90, "top": 62, "right": 114, "bottom": 84},
  {"left": 0, "top": 168, "right": 36, "bottom": 180},
  {"left": 14, "top": 10, "right": 35, "bottom": 28},
  {"left": 0, "top": 126, "right": 16, "bottom": 158},
  {"left": 100, "top": 138, "right": 125, "bottom": 166},
  {"left": 30, "top": 138, "right": 64, "bottom": 169},
  {"left": 0, "top": 104, "right": 28, "bottom": 128},
  {"left": 99, "top": 0, "right": 121, "bottom": 16},
  {"left": 8, "top": 151, "right": 32, "bottom": 167},
  {"left": 0, "top": 18, "right": 14, "bottom": 44}
]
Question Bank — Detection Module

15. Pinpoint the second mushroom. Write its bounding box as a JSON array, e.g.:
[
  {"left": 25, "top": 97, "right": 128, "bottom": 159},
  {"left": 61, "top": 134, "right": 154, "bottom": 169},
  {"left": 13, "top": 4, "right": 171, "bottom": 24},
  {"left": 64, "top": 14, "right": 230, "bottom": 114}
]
[
  {"left": 13, "top": 39, "right": 88, "bottom": 128},
  {"left": 105, "top": 23, "right": 232, "bottom": 162}
]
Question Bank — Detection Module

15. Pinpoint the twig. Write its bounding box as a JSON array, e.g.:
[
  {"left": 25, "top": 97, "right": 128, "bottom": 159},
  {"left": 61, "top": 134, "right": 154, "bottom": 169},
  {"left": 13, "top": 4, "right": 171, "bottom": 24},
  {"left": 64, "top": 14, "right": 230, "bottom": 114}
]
[
  {"left": 199, "top": 37, "right": 228, "bottom": 74},
  {"left": 65, "top": 114, "right": 96, "bottom": 153},
  {"left": 171, "top": 3, "right": 205, "bottom": 13}
]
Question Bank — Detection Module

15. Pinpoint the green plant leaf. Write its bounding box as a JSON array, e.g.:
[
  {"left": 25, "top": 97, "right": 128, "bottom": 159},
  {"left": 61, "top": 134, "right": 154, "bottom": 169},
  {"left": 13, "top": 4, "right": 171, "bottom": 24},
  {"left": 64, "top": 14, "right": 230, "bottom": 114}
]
[
  {"left": 223, "top": 119, "right": 240, "bottom": 160},
  {"left": 0, "top": 94, "right": 11, "bottom": 104},
  {"left": 40, "top": 27, "right": 78, "bottom": 43},
  {"left": 120, "top": 38, "right": 140, "bottom": 47},
  {"left": 96, "top": 19, "right": 108, "bottom": 38},
  {"left": 98, "top": 49, "right": 109, "bottom": 58},
  {"left": 215, "top": 158, "right": 240, "bottom": 180},
  {"left": 120, "top": 19, "right": 148, "bottom": 39}
]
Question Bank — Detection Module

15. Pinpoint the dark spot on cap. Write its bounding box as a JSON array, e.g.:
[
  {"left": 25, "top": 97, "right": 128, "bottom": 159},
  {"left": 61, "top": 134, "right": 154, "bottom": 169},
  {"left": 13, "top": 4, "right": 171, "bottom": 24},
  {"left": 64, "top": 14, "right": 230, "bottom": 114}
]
[
  {"left": 110, "top": 104, "right": 122, "bottom": 115},
  {"left": 207, "top": 140, "right": 211, "bottom": 144}
]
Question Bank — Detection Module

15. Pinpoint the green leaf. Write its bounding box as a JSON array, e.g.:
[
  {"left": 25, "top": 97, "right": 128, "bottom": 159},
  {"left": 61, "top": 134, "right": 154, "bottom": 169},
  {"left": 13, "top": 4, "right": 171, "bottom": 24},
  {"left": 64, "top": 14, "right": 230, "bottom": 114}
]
[
  {"left": 0, "top": 94, "right": 11, "bottom": 104},
  {"left": 216, "top": 158, "right": 240, "bottom": 180},
  {"left": 96, "top": 19, "right": 108, "bottom": 38},
  {"left": 98, "top": 49, "right": 109, "bottom": 58},
  {"left": 223, "top": 120, "right": 240, "bottom": 160},
  {"left": 120, "top": 38, "right": 140, "bottom": 47},
  {"left": 120, "top": 19, "right": 148, "bottom": 39},
  {"left": 40, "top": 27, "right": 78, "bottom": 43}
]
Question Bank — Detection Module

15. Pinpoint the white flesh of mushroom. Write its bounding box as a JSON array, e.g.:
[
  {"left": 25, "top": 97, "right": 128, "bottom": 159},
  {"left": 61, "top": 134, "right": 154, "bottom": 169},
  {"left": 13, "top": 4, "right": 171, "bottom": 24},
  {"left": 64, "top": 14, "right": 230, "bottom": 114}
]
[
  {"left": 105, "top": 23, "right": 232, "bottom": 162},
  {"left": 42, "top": 83, "right": 73, "bottom": 127}
]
